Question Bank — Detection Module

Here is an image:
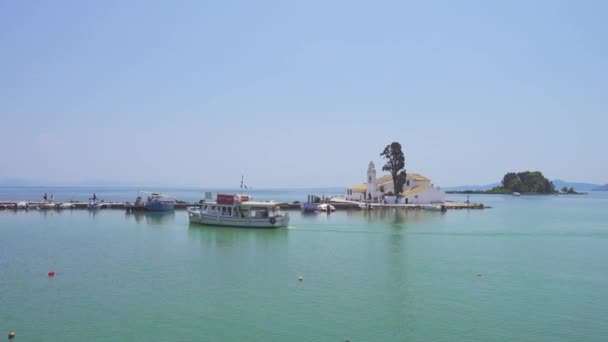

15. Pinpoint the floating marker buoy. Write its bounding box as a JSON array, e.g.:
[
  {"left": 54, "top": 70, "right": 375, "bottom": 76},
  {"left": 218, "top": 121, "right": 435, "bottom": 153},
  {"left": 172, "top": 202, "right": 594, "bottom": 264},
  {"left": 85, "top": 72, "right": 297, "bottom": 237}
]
[
  {"left": 48, "top": 271, "right": 55, "bottom": 277},
  {"left": 477, "top": 273, "right": 482, "bottom": 277},
  {"left": 298, "top": 276, "right": 303, "bottom": 281},
  {"left": 8, "top": 330, "right": 15, "bottom": 339}
]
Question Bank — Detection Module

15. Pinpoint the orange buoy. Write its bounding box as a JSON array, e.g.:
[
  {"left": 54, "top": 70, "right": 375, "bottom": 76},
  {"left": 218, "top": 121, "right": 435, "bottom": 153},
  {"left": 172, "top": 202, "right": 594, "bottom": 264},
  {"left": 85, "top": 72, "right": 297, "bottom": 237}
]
[{"left": 48, "top": 271, "right": 55, "bottom": 277}]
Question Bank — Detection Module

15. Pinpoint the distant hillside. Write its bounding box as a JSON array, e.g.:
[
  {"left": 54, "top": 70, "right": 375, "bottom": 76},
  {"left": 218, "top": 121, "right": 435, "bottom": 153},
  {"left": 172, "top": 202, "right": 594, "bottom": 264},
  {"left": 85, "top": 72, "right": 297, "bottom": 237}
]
[
  {"left": 552, "top": 180, "right": 601, "bottom": 192},
  {"left": 593, "top": 184, "right": 608, "bottom": 191}
]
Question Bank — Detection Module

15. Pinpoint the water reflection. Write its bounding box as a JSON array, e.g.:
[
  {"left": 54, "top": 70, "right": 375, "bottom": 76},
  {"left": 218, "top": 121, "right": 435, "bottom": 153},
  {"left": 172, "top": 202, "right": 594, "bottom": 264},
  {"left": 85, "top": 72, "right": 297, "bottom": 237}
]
[
  {"left": 125, "top": 211, "right": 176, "bottom": 225},
  {"left": 347, "top": 208, "right": 445, "bottom": 226},
  {"left": 188, "top": 223, "right": 288, "bottom": 249}
]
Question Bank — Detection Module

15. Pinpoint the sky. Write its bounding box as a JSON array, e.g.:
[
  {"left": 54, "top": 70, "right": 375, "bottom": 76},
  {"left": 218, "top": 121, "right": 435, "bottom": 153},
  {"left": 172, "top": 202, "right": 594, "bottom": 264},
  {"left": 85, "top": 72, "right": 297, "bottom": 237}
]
[{"left": 0, "top": 0, "right": 607, "bottom": 188}]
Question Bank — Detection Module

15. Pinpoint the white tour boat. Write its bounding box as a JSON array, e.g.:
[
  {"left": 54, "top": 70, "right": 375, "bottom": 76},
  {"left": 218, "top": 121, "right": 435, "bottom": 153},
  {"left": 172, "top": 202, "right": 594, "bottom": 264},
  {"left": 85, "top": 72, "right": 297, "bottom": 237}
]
[{"left": 188, "top": 194, "right": 289, "bottom": 228}]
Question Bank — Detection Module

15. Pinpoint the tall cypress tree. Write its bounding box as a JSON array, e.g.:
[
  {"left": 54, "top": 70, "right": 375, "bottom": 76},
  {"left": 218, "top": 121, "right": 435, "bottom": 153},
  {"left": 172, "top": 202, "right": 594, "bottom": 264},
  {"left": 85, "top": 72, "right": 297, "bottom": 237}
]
[{"left": 380, "top": 142, "right": 407, "bottom": 195}]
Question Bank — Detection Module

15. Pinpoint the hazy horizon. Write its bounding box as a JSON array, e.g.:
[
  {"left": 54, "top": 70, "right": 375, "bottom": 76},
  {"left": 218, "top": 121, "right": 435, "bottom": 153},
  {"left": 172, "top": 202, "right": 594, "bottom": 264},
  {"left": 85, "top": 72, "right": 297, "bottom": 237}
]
[
  {"left": 1, "top": 1, "right": 606, "bottom": 188},
  {"left": 0, "top": 177, "right": 604, "bottom": 190}
]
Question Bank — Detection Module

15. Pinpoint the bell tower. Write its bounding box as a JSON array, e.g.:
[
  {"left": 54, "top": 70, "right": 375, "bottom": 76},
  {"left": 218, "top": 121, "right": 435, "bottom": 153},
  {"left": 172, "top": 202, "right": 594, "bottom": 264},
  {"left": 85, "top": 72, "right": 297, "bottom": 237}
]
[{"left": 366, "top": 161, "right": 377, "bottom": 201}]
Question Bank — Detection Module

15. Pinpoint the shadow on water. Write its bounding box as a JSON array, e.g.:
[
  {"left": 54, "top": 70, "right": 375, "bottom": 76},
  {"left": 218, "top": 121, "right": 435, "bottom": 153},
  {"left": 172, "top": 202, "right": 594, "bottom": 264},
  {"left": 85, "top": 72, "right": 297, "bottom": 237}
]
[{"left": 125, "top": 211, "right": 176, "bottom": 225}]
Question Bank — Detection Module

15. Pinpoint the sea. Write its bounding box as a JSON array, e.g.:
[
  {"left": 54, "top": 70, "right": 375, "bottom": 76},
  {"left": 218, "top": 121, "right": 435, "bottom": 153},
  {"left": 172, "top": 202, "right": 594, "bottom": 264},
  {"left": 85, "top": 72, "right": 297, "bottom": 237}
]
[{"left": 1, "top": 187, "right": 608, "bottom": 341}]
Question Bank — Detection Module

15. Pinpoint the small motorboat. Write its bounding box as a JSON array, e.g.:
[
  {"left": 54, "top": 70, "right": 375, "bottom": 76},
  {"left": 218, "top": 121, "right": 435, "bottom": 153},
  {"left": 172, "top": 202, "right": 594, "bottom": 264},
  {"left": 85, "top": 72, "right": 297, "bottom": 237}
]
[
  {"left": 57, "top": 202, "right": 75, "bottom": 209},
  {"left": 15, "top": 202, "right": 29, "bottom": 209},
  {"left": 88, "top": 200, "right": 104, "bottom": 209},
  {"left": 38, "top": 202, "right": 56, "bottom": 210},
  {"left": 318, "top": 203, "right": 336, "bottom": 212},
  {"left": 301, "top": 202, "right": 319, "bottom": 213},
  {"left": 359, "top": 203, "right": 374, "bottom": 210},
  {"left": 144, "top": 192, "right": 176, "bottom": 212},
  {"left": 512, "top": 192, "right": 521, "bottom": 196},
  {"left": 423, "top": 204, "right": 447, "bottom": 212}
]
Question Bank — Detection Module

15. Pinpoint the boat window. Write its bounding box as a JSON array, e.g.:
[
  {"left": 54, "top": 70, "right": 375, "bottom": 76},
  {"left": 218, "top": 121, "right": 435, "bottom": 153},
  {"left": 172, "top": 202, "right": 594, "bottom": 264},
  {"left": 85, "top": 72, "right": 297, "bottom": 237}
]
[
  {"left": 221, "top": 207, "right": 232, "bottom": 216},
  {"left": 250, "top": 207, "right": 269, "bottom": 218}
]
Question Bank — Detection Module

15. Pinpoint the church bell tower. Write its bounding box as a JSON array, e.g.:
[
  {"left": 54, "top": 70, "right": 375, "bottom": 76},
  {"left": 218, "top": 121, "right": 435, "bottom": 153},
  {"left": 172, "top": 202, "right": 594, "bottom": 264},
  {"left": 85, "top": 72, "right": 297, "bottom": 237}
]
[{"left": 366, "top": 161, "right": 377, "bottom": 201}]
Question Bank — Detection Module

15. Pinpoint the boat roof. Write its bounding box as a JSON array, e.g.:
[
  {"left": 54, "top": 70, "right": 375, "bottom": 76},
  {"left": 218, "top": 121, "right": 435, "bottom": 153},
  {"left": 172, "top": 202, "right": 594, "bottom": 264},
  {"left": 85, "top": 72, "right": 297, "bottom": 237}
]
[
  {"left": 206, "top": 201, "right": 280, "bottom": 207},
  {"left": 239, "top": 201, "right": 280, "bottom": 207}
]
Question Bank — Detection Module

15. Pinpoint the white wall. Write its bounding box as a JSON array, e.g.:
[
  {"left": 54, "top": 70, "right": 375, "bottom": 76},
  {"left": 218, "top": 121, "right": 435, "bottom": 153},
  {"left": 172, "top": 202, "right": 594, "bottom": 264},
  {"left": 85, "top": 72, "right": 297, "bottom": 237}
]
[
  {"left": 402, "top": 187, "right": 446, "bottom": 204},
  {"left": 346, "top": 175, "right": 445, "bottom": 204},
  {"left": 380, "top": 182, "right": 394, "bottom": 194},
  {"left": 345, "top": 192, "right": 365, "bottom": 201}
]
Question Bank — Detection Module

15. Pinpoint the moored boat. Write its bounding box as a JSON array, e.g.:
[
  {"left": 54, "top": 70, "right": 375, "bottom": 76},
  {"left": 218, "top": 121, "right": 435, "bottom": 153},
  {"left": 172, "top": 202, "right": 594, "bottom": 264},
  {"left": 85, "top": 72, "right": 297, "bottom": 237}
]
[
  {"left": 143, "top": 192, "right": 175, "bottom": 211},
  {"left": 301, "top": 202, "right": 319, "bottom": 213},
  {"left": 88, "top": 201, "right": 104, "bottom": 209},
  {"left": 317, "top": 203, "right": 335, "bottom": 212},
  {"left": 422, "top": 204, "right": 447, "bottom": 212},
  {"left": 57, "top": 202, "right": 75, "bottom": 209},
  {"left": 88, "top": 193, "right": 103, "bottom": 209},
  {"left": 188, "top": 193, "right": 289, "bottom": 228},
  {"left": 38, "top": 202, "right": 56, "bottom": 210},
  {"left": 15, "top": 201, "right": 29, "bottom": 209}
]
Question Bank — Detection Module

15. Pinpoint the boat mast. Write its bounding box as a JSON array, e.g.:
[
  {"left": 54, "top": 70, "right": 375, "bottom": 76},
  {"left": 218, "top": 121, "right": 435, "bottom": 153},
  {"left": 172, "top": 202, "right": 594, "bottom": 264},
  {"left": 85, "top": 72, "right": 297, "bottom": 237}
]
[{"left": 240, "top": 175, "right": 244, "bottom": 197}]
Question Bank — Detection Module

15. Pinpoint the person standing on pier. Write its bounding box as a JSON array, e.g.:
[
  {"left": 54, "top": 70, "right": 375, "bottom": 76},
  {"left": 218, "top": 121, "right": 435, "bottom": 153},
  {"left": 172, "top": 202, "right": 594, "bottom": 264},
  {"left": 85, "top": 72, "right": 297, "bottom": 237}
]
[{"left": 43, "top": 193, "right": 47, "bottom": 202}]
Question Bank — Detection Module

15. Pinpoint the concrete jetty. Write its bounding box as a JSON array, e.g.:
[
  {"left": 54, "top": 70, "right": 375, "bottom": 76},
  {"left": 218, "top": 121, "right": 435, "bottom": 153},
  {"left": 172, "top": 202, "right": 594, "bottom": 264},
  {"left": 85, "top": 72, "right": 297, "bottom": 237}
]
[
  {"left": 0, "top": 201, "right": 202, "bottom": 211},
  {"left": 0, "top": 199, "right": 487, "bottom": 211},
  {"left": 328, "top": 198, "right": 487, "bottom": 210}
]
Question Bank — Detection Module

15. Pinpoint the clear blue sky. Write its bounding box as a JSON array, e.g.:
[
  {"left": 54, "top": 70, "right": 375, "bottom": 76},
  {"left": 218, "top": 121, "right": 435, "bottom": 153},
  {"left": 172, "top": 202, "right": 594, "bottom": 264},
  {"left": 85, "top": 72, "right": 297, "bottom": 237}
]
[{"left": 1, "top": 0, "right": 606, "bottom": 188}]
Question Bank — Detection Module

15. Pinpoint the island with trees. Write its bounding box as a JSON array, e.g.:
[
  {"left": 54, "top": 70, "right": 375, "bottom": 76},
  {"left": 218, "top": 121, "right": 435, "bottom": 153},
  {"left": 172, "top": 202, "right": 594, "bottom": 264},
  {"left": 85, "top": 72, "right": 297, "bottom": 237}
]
[{"left": 448, "top": 171, "right": 584, "bottom": 195}]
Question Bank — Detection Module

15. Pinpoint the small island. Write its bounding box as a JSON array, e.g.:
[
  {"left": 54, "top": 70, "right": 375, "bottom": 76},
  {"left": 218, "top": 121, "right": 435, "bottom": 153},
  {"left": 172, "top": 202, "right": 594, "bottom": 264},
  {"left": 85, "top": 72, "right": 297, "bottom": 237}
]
[{"left": 448, "top": 171, "right": 584, "bottom": 195}]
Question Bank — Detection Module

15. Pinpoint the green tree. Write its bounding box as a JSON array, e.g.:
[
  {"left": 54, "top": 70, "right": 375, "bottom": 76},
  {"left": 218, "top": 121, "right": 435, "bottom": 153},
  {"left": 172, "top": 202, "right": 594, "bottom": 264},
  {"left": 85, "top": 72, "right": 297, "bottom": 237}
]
[
  {"left": 380, "top": 142, "right": 407, "bottom": 195},
  {"left": 502, "top": 173, "right": 519, "bottom": 188},
  {"left": 494, "top": 171, "right": 556, "bottom": 194}
]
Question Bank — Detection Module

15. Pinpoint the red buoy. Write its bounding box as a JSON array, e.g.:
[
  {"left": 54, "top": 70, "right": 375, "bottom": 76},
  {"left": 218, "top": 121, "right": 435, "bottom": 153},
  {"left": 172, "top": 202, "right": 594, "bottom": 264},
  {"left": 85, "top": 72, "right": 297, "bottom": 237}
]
[{"left": 48, "top": 271, "right": 55, "bottom": 277}]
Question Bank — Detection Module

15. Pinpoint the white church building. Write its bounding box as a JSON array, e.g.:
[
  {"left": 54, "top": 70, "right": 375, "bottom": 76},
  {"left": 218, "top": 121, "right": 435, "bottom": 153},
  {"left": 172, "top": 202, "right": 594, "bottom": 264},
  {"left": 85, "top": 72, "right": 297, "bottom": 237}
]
[{"left": 345, "top": 161, "right": 446, "bottom": 204}]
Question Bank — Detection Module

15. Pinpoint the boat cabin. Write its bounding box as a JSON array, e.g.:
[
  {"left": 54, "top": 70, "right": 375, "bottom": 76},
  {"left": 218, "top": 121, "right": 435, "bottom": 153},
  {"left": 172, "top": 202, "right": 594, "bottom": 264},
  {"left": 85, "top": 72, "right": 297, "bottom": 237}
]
[{"left": 202, "top": 194, "right": 282, "bottom": 219}]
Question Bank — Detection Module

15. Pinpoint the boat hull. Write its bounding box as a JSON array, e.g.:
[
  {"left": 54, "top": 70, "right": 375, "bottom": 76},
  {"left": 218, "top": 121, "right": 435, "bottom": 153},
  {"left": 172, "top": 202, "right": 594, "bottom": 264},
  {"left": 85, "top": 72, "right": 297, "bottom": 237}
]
[
  {"left": 301, "top": 203, "right": 319, "bottom": 213},
  {"left": 188, "top": 209, "right": 289, "bottom": 228},
  {"left": 145, "top": 201, "right": 175, "bottom": 211}
]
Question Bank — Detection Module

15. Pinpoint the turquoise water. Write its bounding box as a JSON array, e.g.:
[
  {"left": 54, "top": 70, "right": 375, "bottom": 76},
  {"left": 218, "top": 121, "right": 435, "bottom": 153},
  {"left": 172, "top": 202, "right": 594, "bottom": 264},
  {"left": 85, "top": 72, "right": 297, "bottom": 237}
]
[{"left": 1, "top": 192, "right": 608, "bottom": 341}]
